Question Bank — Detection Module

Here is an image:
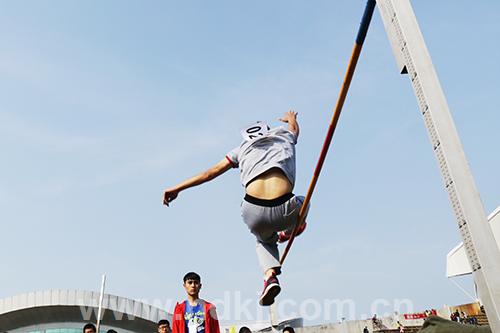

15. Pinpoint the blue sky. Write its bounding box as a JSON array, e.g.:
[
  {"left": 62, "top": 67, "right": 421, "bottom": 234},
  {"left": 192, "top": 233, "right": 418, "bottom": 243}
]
[{"left": 1, "top": 0, "right": 499, "bottom": 325}]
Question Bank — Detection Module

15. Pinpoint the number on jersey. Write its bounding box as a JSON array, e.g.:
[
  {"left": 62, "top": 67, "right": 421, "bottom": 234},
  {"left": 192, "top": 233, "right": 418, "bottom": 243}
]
[{"left": 241, "top": 121, "right": 269, "bottom": 141}]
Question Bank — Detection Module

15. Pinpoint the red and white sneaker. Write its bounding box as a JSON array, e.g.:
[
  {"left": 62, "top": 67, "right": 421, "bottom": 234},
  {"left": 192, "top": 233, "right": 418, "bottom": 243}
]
[
  {"left": 259, "top": 275, "right": 281, "bottom": 306},
  {"left": 278, "top": 222, "right": 307, "bottom": 243}
]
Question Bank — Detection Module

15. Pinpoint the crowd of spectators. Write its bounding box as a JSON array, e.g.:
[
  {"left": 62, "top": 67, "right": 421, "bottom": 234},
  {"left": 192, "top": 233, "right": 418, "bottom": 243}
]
[{"left": 450, "top": 309, "right": 479, "bottom": 325}]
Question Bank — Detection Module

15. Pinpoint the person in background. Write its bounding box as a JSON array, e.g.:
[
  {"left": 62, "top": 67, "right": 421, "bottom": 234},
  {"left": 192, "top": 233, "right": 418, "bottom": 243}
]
[
  {"left": 83, "top": 323, "right": 96, "bottom": 333},
  {"left": 454, "top": 309, "right": 461, "bottom": 322},
  {"left": 158, "top": 319, "right": 172, "bottom": 333},
  {"left": 461, "top": 311, "right": 468, "bottom": 324},
  {"left": 238, "top": 327, "right": 252, "bottom": 333},
  {"left": 397, "top": 321, "right": 405, "bottom": 333}
]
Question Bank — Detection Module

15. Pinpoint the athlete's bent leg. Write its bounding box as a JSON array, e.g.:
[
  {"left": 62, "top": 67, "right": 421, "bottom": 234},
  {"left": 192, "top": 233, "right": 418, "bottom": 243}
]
[{"left": 278, "top": 195, "right": 310, "bottom": 243}]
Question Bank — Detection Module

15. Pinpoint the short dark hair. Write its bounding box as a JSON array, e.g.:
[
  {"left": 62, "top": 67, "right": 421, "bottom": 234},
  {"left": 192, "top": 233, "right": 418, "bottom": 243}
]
[
  {"left": 239, "top": 327, "right": 252, "bottom": 333},
  {"left": 83, "top": 323, "right": 96, "bottom": 333},
  {"left": 107, "top": 330, "right": 118, "bottom": 333},
  {"left": 158, "top": 319, "right": 171, "bottom": 326},
  {"left": 282, "top": 327, "right": 295, "bottom": 333},
  {"left": 183, "top": 272, "right": 201, "bottom": 283}
]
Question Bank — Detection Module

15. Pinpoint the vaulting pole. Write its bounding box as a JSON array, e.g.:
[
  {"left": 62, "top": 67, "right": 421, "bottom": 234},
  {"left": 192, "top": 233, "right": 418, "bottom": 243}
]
[{"left": 280, "top": 0, "right": 377, "bottom": 264}]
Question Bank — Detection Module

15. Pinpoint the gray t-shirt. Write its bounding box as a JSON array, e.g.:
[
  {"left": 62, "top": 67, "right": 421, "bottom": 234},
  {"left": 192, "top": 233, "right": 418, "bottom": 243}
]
[{"left": 226, "top": 126, "right": 297, "bottom": 188}]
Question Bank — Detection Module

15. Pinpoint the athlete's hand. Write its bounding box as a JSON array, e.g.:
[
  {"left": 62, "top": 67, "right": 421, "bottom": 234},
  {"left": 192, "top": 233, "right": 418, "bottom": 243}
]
[
  {"left": 279, "top": 110, "right": 298, "bottom": 123},
  {"left": 163, "top": 188, "right": 179, "bottom": 206}
]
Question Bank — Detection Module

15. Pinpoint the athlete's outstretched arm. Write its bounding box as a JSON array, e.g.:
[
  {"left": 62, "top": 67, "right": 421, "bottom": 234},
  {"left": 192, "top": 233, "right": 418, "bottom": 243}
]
[
  {"left": 279, "top": 110, "right": 299, "bottom": 138},
  {"left": 163, "top": 158, "right": 232, "bottom": 206}
]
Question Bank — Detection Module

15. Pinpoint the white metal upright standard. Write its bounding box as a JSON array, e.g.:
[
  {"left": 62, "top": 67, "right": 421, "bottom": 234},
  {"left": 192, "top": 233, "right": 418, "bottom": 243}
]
[
  {"left": 96, "top": 274, "right": 107, "bottom": 332},
  {"left": 269, "top": 303, "right": 280, "bottom": 333},
  {"left": 376, "top": 0, "right": 500, "bottom": 331}
]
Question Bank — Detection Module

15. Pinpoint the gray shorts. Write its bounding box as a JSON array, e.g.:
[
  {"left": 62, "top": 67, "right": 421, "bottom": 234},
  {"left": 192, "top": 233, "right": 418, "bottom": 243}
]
[{"left": 241, "top": 193, "right": 309, "bottom": 274}]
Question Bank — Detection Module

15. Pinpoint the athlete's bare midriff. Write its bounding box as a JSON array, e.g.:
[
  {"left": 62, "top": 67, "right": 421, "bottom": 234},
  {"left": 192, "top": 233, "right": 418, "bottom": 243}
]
[{"left": 245, "top": 167, "right": 293, "bottom": 200}]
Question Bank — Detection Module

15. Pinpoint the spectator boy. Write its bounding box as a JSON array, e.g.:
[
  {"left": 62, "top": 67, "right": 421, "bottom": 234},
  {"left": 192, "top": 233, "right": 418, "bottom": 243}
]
[{"left": 172, "top": 272, "right": 220, "bottom": 333}]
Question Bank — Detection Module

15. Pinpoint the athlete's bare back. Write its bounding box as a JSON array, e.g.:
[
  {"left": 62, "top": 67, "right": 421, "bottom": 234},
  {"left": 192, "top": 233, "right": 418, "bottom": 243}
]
[{"left": 245, "top": 168, "right": 293, "bottom": 200}]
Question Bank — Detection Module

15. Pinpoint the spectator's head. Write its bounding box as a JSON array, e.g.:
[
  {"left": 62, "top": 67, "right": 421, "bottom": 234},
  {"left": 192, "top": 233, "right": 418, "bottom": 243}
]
[
  {"left": 239, "top": 327, "right": 252, "bottom": 333},
  {"left": 183, "top": 272, "right": 202, "bottom": 298},
  {"left": 183, "top": 272, "right": 201, "bottom": 283},
  {"left": 83, "top": 323, "right": 96, "bottom": 333},
  {"left": 158, "top": 319, "right": 171, "bottom": 333},
  {"left": 282, "top": 327, "right": 295, "bottom": 333},
  {"left": 107, "top": 330, "right": 118, "bottom": 333}
]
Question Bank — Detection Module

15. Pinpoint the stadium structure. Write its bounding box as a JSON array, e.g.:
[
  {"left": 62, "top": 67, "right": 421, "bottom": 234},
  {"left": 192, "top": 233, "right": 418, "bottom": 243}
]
[{"left": 0, "top": 290, "right": 170, "bottom": 333}]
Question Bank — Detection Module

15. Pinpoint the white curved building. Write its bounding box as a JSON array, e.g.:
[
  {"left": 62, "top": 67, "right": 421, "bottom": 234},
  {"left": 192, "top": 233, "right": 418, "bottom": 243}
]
[{"left": 0, "top": 290, "right": 171, "bottom": 333}]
